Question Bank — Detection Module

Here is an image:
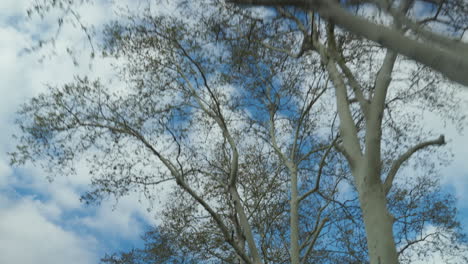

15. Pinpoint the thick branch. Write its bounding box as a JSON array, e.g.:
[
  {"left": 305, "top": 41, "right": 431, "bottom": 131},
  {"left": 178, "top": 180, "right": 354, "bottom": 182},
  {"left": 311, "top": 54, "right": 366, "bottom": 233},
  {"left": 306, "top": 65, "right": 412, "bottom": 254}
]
[
  {"left": 229, "top": 0, "right": 468, "bottom": 87},
  {"left": 364, "top": 51, "right": 397, "bottom": 173},
  {"left": 229, "top": 187, "right": 263, "bottom": 264},
  {"left": 335, "top": 56, "right": 369, "bottom": 117},
  {"left": 384, "top": 135, "right": 446, "bottom": 195},
  {"left": 378, "top": 0, "right": 468, "bottom": 55},
  {"left": 319, "top": 45, "right": 362, "bottom": 163},
  {"left": 370, "top": 51, "right": 397, "bottom": 112}
]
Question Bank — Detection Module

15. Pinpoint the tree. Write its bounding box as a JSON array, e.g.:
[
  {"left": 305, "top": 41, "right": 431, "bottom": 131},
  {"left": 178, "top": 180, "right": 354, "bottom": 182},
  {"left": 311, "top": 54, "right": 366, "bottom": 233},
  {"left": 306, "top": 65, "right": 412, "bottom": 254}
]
[
  {"left": 12, "top": 0, "right": 468, "bottom": 264},
  {"left": 226, "top": 1, "right": 467, "bottom": 263},
  {"left": 104, "top": 172, "right": 467, "bottom": 263},
  {"left": 229, "top": 0, "right": 468, "bottom": 87}
]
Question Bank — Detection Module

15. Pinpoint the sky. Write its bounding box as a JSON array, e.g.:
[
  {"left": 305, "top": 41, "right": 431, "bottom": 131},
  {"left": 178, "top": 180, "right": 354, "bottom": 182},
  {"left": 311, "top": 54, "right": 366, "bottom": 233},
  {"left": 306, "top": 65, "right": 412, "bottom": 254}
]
[
  {"left": 0, "top": 1, "right": 467, "bottom": 264},
  {"left": 0, "top": 0, "right": 159, "bottom": 263}
]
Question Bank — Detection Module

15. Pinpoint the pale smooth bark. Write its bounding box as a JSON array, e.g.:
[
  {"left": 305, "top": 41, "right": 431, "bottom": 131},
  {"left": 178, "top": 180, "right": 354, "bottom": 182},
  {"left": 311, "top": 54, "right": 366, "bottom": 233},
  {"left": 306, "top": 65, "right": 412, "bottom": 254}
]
[
  {"left": 384, "top": 135, "right": 446, "bottom": 195},
  {"left": 243, "top": 1, "right": 448, "bottom": 262},
  {"left": 229, "top": 187, "right": 263, "bottom": 264},
  {"left": 268, "top": 104, "right": 300, "bottom": 264},
  {"left": 264, "top": 81, "right": 329, "bottom": 264},
  {"left": 325, "top": 57, "right": 400, "bottom": 264},
  {"left": 229, "top": 0, "right": 468, "bottom": 87},
  {"left": 313, "top": 22, "right": 401, "bottom": 261},
  {"left": 356, "top": 163, "right": 399, "bottom": 264},
  {"left": 317, "top": 33, "right": 447, "bottom": 264},
  {"left": 290, "top": 167, "right": 300, "bottom": 264}
]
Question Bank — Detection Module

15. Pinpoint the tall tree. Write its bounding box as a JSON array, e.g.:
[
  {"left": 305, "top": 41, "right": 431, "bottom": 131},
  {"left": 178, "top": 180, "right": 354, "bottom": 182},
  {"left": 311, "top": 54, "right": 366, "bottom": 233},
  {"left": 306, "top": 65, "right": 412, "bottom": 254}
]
[
  {"left": 227, "top": 1, "right": 467, "bottom": 263},
  {"left": 13, "top": 2, "right": 336, "bottom": 263},
  {"left": 12, "top": 0, "right": 468, "bottom": 263}
]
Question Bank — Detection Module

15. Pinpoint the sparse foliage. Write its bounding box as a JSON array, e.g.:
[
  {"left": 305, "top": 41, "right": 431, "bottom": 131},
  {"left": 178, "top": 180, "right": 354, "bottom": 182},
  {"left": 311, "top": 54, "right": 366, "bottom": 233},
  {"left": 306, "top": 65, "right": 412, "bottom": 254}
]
[{"left": 12, "top": 1, "right": 468, "bottom": 264}]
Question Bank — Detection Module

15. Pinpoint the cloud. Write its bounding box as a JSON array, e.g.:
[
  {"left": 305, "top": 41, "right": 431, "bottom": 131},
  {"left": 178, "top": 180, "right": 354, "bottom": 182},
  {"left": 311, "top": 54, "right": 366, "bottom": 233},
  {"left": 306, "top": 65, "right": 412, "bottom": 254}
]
[
  {"left": 0, "top": 1, "right": 158, "bottom": 263},
  {"left": 0, "top": 0, "right": 29, "bottom": 17},
  {"left": 79, "top": 194, "right": 156, "bottom": 240},
  {"left": 419, "top": 90, "right": 468, "bottom": 208},
  {"left": 404, "top": 225, "right": 468, "bottom": 264},
  {"left": 0, "top": 196, "right": 98, "bottom": 264},
  {"left": 1, "top": 1, "right": 467, "bottom": 264},
  {"left": 0, "top": 159, "right": 12, "bottom": 188}
]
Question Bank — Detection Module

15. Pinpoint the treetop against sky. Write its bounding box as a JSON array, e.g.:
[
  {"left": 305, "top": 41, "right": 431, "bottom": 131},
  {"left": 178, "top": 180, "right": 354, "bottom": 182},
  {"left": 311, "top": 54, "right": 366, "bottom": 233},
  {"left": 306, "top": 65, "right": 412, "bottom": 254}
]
[{"left": 1, "top": 1, "right": 468, "bottom": 264}]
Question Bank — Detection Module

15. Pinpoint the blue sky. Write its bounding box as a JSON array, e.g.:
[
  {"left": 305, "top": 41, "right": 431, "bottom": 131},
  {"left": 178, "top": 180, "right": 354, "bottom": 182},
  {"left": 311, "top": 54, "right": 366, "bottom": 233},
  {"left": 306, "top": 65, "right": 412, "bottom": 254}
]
[{"left": 1, "top": 1, "right": 468, "bottom": 264}]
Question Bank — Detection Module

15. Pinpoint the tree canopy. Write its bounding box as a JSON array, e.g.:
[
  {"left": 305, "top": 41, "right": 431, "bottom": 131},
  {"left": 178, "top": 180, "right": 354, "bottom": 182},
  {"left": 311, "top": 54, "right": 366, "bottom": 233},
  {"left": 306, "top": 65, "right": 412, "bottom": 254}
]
[{"left": 11, "top": 0, "right": 468, "bottom": 263}]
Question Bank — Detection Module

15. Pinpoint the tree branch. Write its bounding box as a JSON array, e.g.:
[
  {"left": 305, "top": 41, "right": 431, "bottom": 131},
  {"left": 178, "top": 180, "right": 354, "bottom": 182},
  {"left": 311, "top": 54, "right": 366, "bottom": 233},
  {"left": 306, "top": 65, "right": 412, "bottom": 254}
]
[
  {"left": 317, "top": 42, "right": 362, "bottom": 163},
  {"left": 376, "top": 0, "right": 468, "bottom": 56},
  {"left": 300, "top": 217, "right": 328, "bottom": 263},
  {"left": 335, "top": 55, "right": 369, "bottom": 117},
  {"left": 293, "top": 85, "right": 328, "bottom": 161},
  {"left": 298, "top": 136, "right": 339, "bottom": 202},
  {"left": 116, "top": 123, "right": 254, "bottom": 264},
  {"left": 229, "top": 0, "right": 468, "bottom": 87},
  {"left": 397, "top": 232, "right": 437, "bottom": 255},
  {"left": 172, "top": 59, "right": 261, "bottom": 263},
  {"left": 384, "top": 135, "right": 446, "bottom": 195}
]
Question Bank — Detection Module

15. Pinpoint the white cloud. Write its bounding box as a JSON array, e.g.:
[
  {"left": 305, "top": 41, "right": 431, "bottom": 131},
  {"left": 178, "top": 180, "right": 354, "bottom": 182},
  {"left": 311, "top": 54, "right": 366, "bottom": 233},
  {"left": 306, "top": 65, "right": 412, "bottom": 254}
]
[
  {"left": 0, "top": 0, "right": 29, "bottom": 18},
  {"left": 79, "top": 193, "right": 157, "bottom": 240},
  {"left": 404, "top": 226, "right": 468, "bottom": 264},
  {"left": 419, "top": 90, "right": 468, "bottom": 207},
  {"left": 0, "top": 196, "right": 98, "bottom": 264},
  {"left": 0, "top": 158, "right": 12, "bottom": 188},
  {"left": 0, "top": 1, "right": 467, "bottom": 263},
  {"left": 0, "top": 1, "right": 158, "bottom": 263}
]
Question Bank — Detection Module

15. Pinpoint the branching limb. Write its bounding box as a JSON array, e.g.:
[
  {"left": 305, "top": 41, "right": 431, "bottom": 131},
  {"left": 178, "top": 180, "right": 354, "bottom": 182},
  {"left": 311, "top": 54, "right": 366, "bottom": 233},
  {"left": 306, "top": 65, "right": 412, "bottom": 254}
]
[
  {"left": 292, "top": 84, "right": 328, "bottom": 161},
  {"left": 300, "top": 217, "right": 329, "bottom": 263},
  {"left": 300, "top": 200, "right": 331, "bottom": 251},
  {"left": 255, "top": 40, "right": 302, "bottom": 58},
  {"left": 298, "top": 136, "right": 339, "bottom": 202},
  {"left": 172, "top": 55, "right": 261, "bottom": 263},
  {"left": 384, "top": 135, "right": 446, "bottom": 195},
  {"left": 177, "top": 179, "right": 253, "bottom": 264},
  {"left": 335, "top": 56, "right": 369, "bottom": 117},
  {"left": 109, "top": 122, "right": 253, "bottom": 263},
  {"left": 297, "top": 144, "right": 329, "bottom": 164},
  {"left": 276, "top": 6, "right": 315, "bottom": 56},
  {"left": 397, "top": 232, "right": 437, "bottom": 255},
  {"left": 376, "top": 0, "right": 468, "bottom": 55},
  {"left": 228, "top": 0, "right": 468, "bottom": 87},
  {"left": 276, "top": 6, "right": 308, "bottom": 35},
  {"left": 316, "top": 40, "right": 362, "bottom": 163},
  {"left": 369, "top": 0, "right": 411, "bottom": 115}
]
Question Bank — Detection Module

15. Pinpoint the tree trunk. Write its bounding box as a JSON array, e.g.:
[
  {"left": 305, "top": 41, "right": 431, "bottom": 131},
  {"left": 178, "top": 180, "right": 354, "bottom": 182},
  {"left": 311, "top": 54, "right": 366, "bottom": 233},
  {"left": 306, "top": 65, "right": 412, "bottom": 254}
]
[
  {"left": 290, "top": 168, "right": 300, "bottom": 264},
  {"left": 229, "top": 187, "right": 263, "bottom": 264},
  {"left": 357, "top": 174, "right": 398, "bottom": 264}
]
